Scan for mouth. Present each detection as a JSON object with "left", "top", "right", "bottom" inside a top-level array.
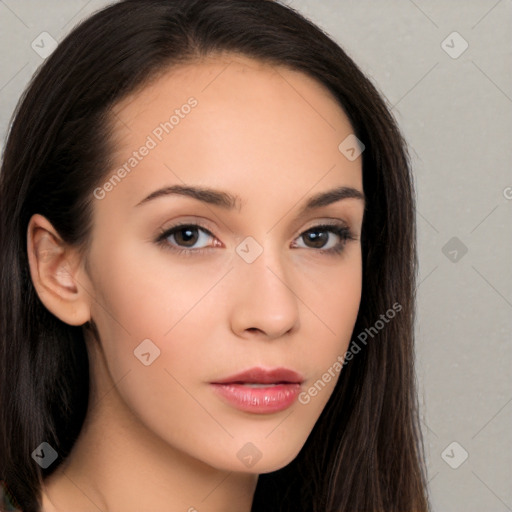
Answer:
[
  {"left": 210, "top": 367, "right": 304, "bottom": 414},
  {"left": 211, "top": 367, "right": 304, "bottom": 385}
]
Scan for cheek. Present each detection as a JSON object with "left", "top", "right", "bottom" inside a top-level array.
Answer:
[
  {"left": 84, "top": 237, "right": 240, "bottom": 440},
  {"left": 297, "top": 248, "right": 362, "bottom": 342},
  {"left": 295, "top": 250, "right": 362, "bottom": 392},
  {"left": 88, "top": 236, "right": 226, "bottom": 347},
  {"left": 84, "top": 247, "right": 228, "bottom": 458}
]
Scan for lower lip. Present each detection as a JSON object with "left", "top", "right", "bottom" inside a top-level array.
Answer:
[{"left": 210, "top": 383, "right": 301, "bottom": 413}]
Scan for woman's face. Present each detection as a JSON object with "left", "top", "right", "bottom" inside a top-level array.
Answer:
[{"left": 82, "top": 54, "right": 364, "bottom": 473}]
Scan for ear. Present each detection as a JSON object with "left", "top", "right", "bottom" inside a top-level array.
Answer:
[{"left": 26, "top": 214, "right": 91, "bottom": 326}]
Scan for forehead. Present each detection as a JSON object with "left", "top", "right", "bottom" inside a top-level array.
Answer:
[
  {"left": 102, "top": 53, "right": 362, "bottom": 210},
  {"left": 112, "top": 53, "right": 347, "bottom": 124}
]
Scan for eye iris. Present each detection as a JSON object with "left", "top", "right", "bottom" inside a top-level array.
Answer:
[
  {"left": 305, "top": 229, "right": 328, "bottom": 248},
  {"left": 174, "top": 227, "right": 199, "bottom": 247}
]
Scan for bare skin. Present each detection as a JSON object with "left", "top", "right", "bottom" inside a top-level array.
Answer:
[{"left": 28, "top": 53, "right": 364, "bottom": 512}]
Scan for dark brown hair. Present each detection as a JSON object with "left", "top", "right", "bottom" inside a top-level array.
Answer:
[{"left": 0, "top": 1, "right": 429, "bottom": 510}]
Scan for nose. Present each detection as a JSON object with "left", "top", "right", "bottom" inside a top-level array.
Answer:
[{"left": 229, "top": 243, "right": 300, "bottom": 340}]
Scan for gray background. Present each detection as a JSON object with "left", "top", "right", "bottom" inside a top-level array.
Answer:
[{"left": 0, "top": 1, "right": 510, "bottom": 510}]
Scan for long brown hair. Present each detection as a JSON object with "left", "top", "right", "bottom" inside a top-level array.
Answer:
[{"left": 0, "top": 1, "right": 429, "bottom": 510}]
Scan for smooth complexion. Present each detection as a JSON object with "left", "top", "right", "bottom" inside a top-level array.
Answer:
[{"left": 27, "top": 54, "right": 365, "bottom": 512}]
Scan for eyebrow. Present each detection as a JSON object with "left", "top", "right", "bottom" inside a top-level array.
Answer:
[{"left": 134, "top": 184, "right": 365, "bottom": 214}]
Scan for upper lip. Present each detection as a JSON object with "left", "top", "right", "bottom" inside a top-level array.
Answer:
[{"left": 211, "top": 367, "right": 304, "bottom": 385}]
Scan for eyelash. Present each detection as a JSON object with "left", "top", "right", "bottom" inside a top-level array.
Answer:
[{"left": 155, "top": 221, "right": 356, "bottom": 257}]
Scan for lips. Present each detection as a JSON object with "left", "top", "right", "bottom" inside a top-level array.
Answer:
[
  {"left": 210, "top": 367, "right": 304, "bottom": 414},
  {"left": 211, "top": 367, "right": 304, "bottom": 385}
]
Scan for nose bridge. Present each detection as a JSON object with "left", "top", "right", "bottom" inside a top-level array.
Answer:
[{"left": 230, "top": 234, "right": 300, "bottom": 338}]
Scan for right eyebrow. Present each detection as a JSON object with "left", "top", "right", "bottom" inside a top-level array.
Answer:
[{"left": 134, "top": 184, "right": 240, "bottom": 209}]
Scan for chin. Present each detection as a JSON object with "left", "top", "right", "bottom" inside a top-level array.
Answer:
[{"left": 214, "top": 438, "right": 305, "bottom": 475}]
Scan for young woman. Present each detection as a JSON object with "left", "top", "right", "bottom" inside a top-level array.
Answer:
[{"left": 0, "top": 1, "right": 430, "bottom": 511}]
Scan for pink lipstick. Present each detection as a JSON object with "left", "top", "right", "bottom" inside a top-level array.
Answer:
[{"left": 210, "top": 367, "right": 303, "bottom": 414}]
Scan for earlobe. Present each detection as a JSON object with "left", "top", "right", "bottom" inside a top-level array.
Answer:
[{"left": 26, "top": 213, "right": 91, "bottom": 326}]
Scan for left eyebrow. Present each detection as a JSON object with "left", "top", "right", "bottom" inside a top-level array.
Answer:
[
  {"left": 134, "top": 184, "right": 365, "bottom": 212},
  {"left": 299, "top": 185, "right": 365, "bottom": 214}
]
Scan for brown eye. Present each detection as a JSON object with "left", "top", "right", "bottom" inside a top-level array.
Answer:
[
  {"left": 172, "top": 226, "right": 200, "bottom": 247},
  {"left": 302, "top": 228, "right": 330, "bottom": 249},
  {"left": 156, "top": 223, "right": 215, "bottom": 253},
  {"left": 294, "top": 224, "right": 354, "bottom": 255}
]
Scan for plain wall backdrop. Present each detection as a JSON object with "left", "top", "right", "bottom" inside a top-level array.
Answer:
[{"left": 0, "top": 1, "right": 510, "bottom": 511}]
